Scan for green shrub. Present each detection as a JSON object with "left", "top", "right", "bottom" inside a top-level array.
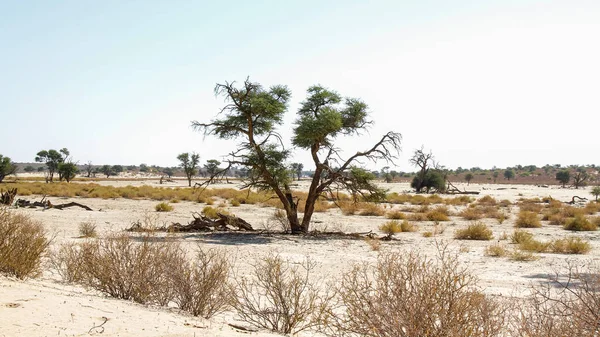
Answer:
[{"left": 0, "top": 208, "right": 50, "bottom": 279}]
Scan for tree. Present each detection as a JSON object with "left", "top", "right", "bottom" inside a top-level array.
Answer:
[
  {"left": 591, "top": 186, "right": 600, "bottom": 202},
  {"left": 35, "top": 148, "right": 69, "bottom": 182},
  {"left": 100, "top": 165, "right": 113, "bottom": 178},
  {"left": 290, "top": 163, "right": 304, "bottom": 181},
  {"left": 24, "top": 165, "right": 35, "bottom": 173},
  {"left": 177, "top": 152, "right": 200, "bottom": 187},
  {"left": 504, "top": 169, "right": 515, "bottom": 180},
  {"left": 139, "top": 163, "right": 149, "bottom": 172},
  {"left": 192, "top": 79, "right": 401, "bottom": 233},
  {"left": 555, "top": 170, "right": 570, "bottom": 188},
  {"left": 492, "top": 171, "right": 499, "bottom": 183},
  {"left": 162, "top": 167, "right": 175, "bottom": 178},
  {"left": 112, "top": 165, "right": 123, "bottom": 176},
  {"left": 464, "top": 173, "right": 474, "bottom": 185},
  {"left": 0, "top": 155, "right": 17, "bottom": 183},
  {"left": 411, "top": 170, "right": 446, "bottom": 193},
  {"left": 572, "top": 168, "right": 589, "bottom": 189},
  {"left": 57, "top": 162, "right": 78, "bottom": 182},
  {"left": 84, "top": 161, "right": 94, "bottom": 178},
  {"left": 204, "top": 159, "right": 221, "bottom": 177},
  {"left": 409, "top": 147, "right": 440, "bottom": 193}
]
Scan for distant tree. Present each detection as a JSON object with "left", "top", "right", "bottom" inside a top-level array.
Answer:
[
  {"left": 37, "top": 166, "right": 45, "bottom": 172},
  {"left": 555, "top": 170, "right": 570, "bottom": 188},
  {"left": 290, "top": 163, "right": 304, "bottom": 181},
  {"left": 572, "top": 168, "right": 589, "bottom": 189},
  {"left": 591, "top": 186, "right": 600, "bottom": 202},
  {"left": 192, "top": 79, "right": 401, "bottom": 233},
  {"left": 492, "top": 171, "right": 499, "bottom": 183},
  {"left": 178, "top": 152, "right": 200, "bottom": 187},
  {"left": 100, "top": 165, "right": 113, "bottom": 178},
  {"left": 23, "top": 165, "right": 35, "bottom": 173},
  {"left": 58, "top": 162, "right": 78, "bottom": 182},
  {"left": 162, "top": 167, "right": 175, "bottom": 178},
  {"left": 411, "top": 170, "right": 446, "bottom": 193},
  {"left": 410, "top": 147, "right": 436, "bottom": 193},
  {"left": 84, "top": 161, "right": 94, "bottom": 178},
  {"left": 35, "top": 148, "right": 69, "bottom": 182},
  {"left": 464, "top": 173, "right": 474, "bottom": 185},
  {"left": 204, "top": 159, "right": 221, "bottom": 178},
  {"left": 0, "top": 155, "right": 17, "bottom": 183},
  {"left": 504, "top": 169, "right": 515, "bottom": 180},
  {"left": 525, "top": 165, "right": 537, "bottom": 173},
  {"left": 139, "top": 163, "right": 149, "bottom": 172},
  {"left": 126, "top": 165, "right": 137, "bottom": 171},
  {"left": 112, "top": 165, "right": 123, "bottom": 176}
]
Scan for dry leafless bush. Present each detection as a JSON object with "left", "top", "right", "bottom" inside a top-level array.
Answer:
[
  {"left": 0, "top": 208, "right": 50, "bottom": 279},
  {"left": 324, "top": 244, "right": 510, "bottom": 337},
  {"left": 78, "top": 220, "right": 97, "bottom": 238},
  {"left": 514, "top": 262, "right": 600, "bottom": 337},
  {"left": 170, "top": 247, "right": 232, "bottom": 318},
  {"left": 231, "top": 253, "right": 333, "bottom": 334}
]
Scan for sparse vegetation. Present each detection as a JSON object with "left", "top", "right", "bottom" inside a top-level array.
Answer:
[
  {"left": 515, "top": 211, "right": 542, "bottom": 228},
  {"left": 454, "top": 222, "right": 493, "bottom": 240},
  {"left": 0, "top": 208, "right": 50, "bottom": 279},
  {"left": 155, "top": 202, "right": 173, "bottom": 212},
  {"left": 78, "top": 221, "right": 97, "bottom": 238},
  {"left": 564, "top": 214, "right": 597, "bottom": 231},
  {"left": 485, "top": 243, "right": 510, "bottom": 257}
]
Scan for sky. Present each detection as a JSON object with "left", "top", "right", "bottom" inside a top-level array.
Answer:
[{"left": 1, "top": 0, "right": 599, "bottom": 172}]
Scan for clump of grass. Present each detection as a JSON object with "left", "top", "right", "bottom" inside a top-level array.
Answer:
[
  {"left": 380, "top": 220, "right": 402, "bottom": 238},
  {"left": 386, "top": 210, "right": 406, "bottom": 220},
  {"left": 519, "top": 203, "right": 544, "bottom": 213},
  {"left": 422, "top": 231, "right": 433, "bottom": 238},
  {"left": 458, "top": 207, "right": 484, "bottom": 220},
  {"left": 0, "top": 208, "right": 50, "bottom": 279},
  {"left": 230, "top": 199, "right": 241, "bottom": 207},
  {"left": 510, "top": 250, "right": 539, "bottom": 261},
  {"left": 358, "top": 203, "right": 385, "bottom": 216},
  {"left": 549, "top": 237, "right": 591, "bottom": 254},
  {"left": 407, "top": 213, "right": 428, "bottom": 221},
  {"left": 485, "top": 243, "right": 510, "bottom": 257},
  {"left": 510, "top": 230, "right": 534, "bottom": 244},
  {"left": 155, "top": 202, "right": 173, "bottom": 212},
  {"left": 518, "top": 238, "right": 550, "bottom": 253},
  {"left": 400, "top": 220, "right": 418, "bottom": 232},
  {"left": 78, "top": 221, "right": 97, "bottom": 238},
  {"left": 170, "top": 198, "right": 180, "bottom": 203},
  {"left": 515, "top": 211, "right": 541, "bottom": 228},
  {"left": 339, "top": 201, "right": 360, "bottom": 215},
  {"left": 426, "top": 206, "right": 450, "bottom": 221},
  {"left": 454, "top": 222, "right": 493, "bottom": 240},
  {"left": 444, "top": 195, "right": 473, "bottom": 206},
  {"left": 564, "top": 214, "right": 597, "bottom": 231},
  {"left": 477, "top": 195, "right": 497, "bottom": 206}
]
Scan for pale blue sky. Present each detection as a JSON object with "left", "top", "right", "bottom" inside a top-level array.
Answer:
[{"left": 1, "top": 1, "right": 598, "bottom": 171}]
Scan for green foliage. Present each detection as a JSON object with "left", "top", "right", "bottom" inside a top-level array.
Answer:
[
  {"left": 35, "top": 148, "right": 69, "bottom": 182},
  {"left": 411, "top": 170, "right": 446, "bottom": 193},
  {"left": 0, "top": 154, "right": 17, "bottom": 183},
  {"left": 177, "top": 152, "right": 200, "bottom": 187},
  {"left": 23, "top": 165, "right": 35, "bottom": 173},
  {"left": 58, "top": 162, "right": 78, "bottom": 182},
  {"left": 592, "top": 186, "right": 600, "bottom": 201},
  {"left": 100, "top": 165, "right": 114, "bottom": 178},
  {"left": 155, "top": 202, "right": 173, "bottom": 212},
  {"left": 503, "top": 169, "right": 515, "bottom": 180},
  {"left": 555, "top": 170, "right": 570, "bottom": 187},
  {"left": 464, "top": 173, "right": 474, "bottom": 185},
  {"left": 204, "top": 159, "right": 221, "bottom": 176}
]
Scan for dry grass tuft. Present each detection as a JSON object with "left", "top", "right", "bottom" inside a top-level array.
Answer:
[
  {"left": 385, "top": 210, "right": 406, "bottom": 219},
  {"left": 454, "top": 222, "right": 493, "bottom": 240},
  {"left": 155, "top": 202, "right": 173, "bottom": 212},
  {"left": 564, "top": 214, "right": 597, "bottom": 231},
  {"left": 515, "top": 211, "right": 542, "bottom": 228},
  {"left": 358, "top": 203, "right": 385, "bottom": 216},
  {"left": 510, "top": 250, "right": 539, "bottom": 262},
  {"left": 0, "top": 208, "right": 50, "bottom": 279},
  {"left": 485, "top": 243, "right": 510, "bottom": 257},
  {"left": 78, "top": 221, "right": 97, "bottom": 238},
  {"left": 549, "top": 237, "right": 591, "bottom": 254}
]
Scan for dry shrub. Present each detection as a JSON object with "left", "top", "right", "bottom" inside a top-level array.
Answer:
[
  {"left": 230, "top": 198, "right": 241, "bottom": 207},
  {"left": 426, "top": 206, "right": 450, "bottom": 221},
  {"left": 400, "top": 220, "right": 417, "bottom": 232},
  {"left": 518, "top": 238, "right": 550, "bottom": 253},
  {"left": 422, "top": 231, "right": 433, "bottom": 238},
  {"left": 547, "top": 213, "right": 567, "bottom": 226},
  {"left": 339, "top": 201, "right": 359, "bottom": 215},
  {"left": 231, "top": 253, "right": 333, "bottom": 334},
  {"left": 519, "top": 203, "right": 544, "bottom": 213},
  {"left": 407, "top": 212, "right": 428, "bottom": 221},
  {"left": 155, "top": 202, "right": 173, "bottom": 212},
  {"left": 499, "top": 199, "right": 512, "bottom": 208},
  {"left": 170, "top": 248, "right": 232, "bottom": 318},
  {"left": 516, "top": 262, "right": 600, "bottom": 336},
  {"left": 510, "top": 230, "right": 534, "bottom": 244},
  {"left": 358, "top": 203, "right": 385, "bottom": 216},
  {"left": 459, "top": 207, "right": 485, "bottom": 220},
  {"left": 202, "top": 206, "right": 230, "bottom": 219},
  {"left": 385, "top": 210, "right": 406, "bottom": 219},
  {"left": 515, "top": 211, "right": 541, "bottom": 228},
  {"left": 78, "top": 221, "right": 97, "bottom": 238},
  {"left": 0, "top": 208, "right": 50, "bottom": 279},
  {"left": 365, "top": 237, "right": 381, "bottom": 251},
  {"left": 485, "top": 243, "right": 509, "bottom": 257},
  {"left": 325, "top": 247, "right": 509, "bottom": 337},
  {"left": 53, "top": 233, "right": 182, "bottom": 304},
  {"left": 549, "top": 237, "right": 591, "bottom": 254},
  {"left": 444, "top": 195, "right": 473, "bottom": 206},
  {"left": 266, "top": 209, "right": 290, "bottom": 232},
  {"left": 379, "top": 220, "right": 402, "bottom": 238},
  {"left": 510, "top": 250, "right": 539, "bottom": 262},
  {"left": 170, "top": 198, "right": 180, "bottom": 203},
  {"left": 584, "top": 201, "right": 600, "bottom": 214},
  {"left": 454, "top": 222, "right": 493, "bottom": 240},
  {"left": 564, "top": 214, "right": 597, "bottom": 231},
  {"left": 477, "top": 195, "right": 497, "bottom": 206}
]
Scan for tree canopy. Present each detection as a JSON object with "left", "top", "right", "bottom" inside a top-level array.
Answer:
[
  {"left": 35, "top": 148, "right": 69, "bottom": 182},
  {"left": 177, "top": 152, "right": 200, "bottom": 187},
  {"left": 0, "top": 155, "right": 17, "bottom": 183},
  {"left": 192, "top": 79, "right": 401, "bottom": 233}
]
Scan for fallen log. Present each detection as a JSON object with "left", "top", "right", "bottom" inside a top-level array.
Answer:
[
  {"left": 445, "top": 181, "right": 480, "bottom": 195},
  {"left": 15, "top": 198, "right": 93, "bottom": 211},
  {"left": 568, "top": 196, "right": 588, "bottom": 204},
  {"left": 53, "top": 202, "right": 93, "bottom": 211},
  {"left": 166, "top": 212, "right": 254, "bottom": 232}
]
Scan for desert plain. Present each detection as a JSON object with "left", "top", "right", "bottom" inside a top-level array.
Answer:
[{"left": 1, "top": 177, "right": 600, "bottom": 337}]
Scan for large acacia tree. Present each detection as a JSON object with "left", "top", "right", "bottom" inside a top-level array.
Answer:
[{"left": 193, "top": 79, "right": 401, "bottom": 233}]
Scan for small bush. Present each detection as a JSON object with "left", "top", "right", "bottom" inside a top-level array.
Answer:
[
  {"left": 407, "top": 212, "right": 428, "bottom": 221},
  {"left": 325, "top": 248, "right": 508, "bottom": 337},
  {"left": 459, "top": 207, "right": 484, "bottom": 220},
  {"left": 519, "top": 238, "right": 550, "bottom": 253},
  {"left": 379, "top": 220, "right": 402, "bottom": 238},
  {"left": 549, "top": 237, "right": 591, "bottom": 254},
  {"left": 426, "top": 209, "right": 450, "bottom": 221},
  {"left": 422, "top": 231, "right": 433, "bottom": 238},
  {"left": 519, "top": 203, "right": 544, "bottom": 213},
  {"left": 202, "top": 206, "right": 219, "bottom": 219},
  {"left": 485, "top": 243, "right": 510, "bottom": 257},
  {"left": 155, "top": 202, "right": 173, "bottom": 212},
  {"left": 339, "top": 201, "right": 359, "bottom": 215},
  {"left": 564, "top": 214, "right": 597, "bottom": 231},
  {"left": 230, "top": 199, "right": 241, "bottom": 207},
  {"left": 232, "top": 253, "right": 332, "bottom": 334},
  {"left": 0, "top": 208, "right": 50, "bottom": 279},
  {"left": 358, "top": 203, "right": 385, "bottom": 216},
  {"left": 477, "top": 195, "right": 497, "bottom": 206},
  {"left": 454, "top": 222, "right": 493, "bottom": 240},
  {"left": 400, "top": 220, "right": 418, "bottom": 232},
  {"left": 385, "top": 210, "right": 406, "bottom": 219},
  {"left": 78, "top": 221, "right": 97, "bottom": 238},
  {"left": 510, "top": 250, "right": 539, "bottom": 261},
  {"left": 515, "top": 211, "right": 541, "bottom": 228},
  {"left": 510, "top": 230, "right": 534, "bottom": 244}
]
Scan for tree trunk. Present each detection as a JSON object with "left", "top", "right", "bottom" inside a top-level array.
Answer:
[
  {"left": 301, "top": 192, "right": 319, "bottom": 232},
  {"left": 284, "top": 191, "right": 302, "bottom": 233}
]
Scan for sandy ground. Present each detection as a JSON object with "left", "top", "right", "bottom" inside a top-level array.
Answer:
[{"left": 1, "top": 181, "right": 599, "bottom": 336}]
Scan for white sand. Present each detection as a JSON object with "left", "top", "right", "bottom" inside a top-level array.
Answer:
[{"left": 1, "top": 181, "right": 599, "bottom": 336}]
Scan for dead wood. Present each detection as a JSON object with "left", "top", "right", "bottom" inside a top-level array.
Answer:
[
  {"left": 568, "top": 196, "right": 588, "bottom": 204},
  {"left": 15, "top": 198, "right": 93, "bottom": 211},
  {"left": 445, "top": 181, "right": 480, "bottom": 195},
  {"left": 166, "top": 212, "right": 254, "bottom": 232},
  {"left": 53, "top": 202, "right": 93, "bottom": 211},
  {"left": 0, "top": 188, "right": 17, "bottom": 205}
]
